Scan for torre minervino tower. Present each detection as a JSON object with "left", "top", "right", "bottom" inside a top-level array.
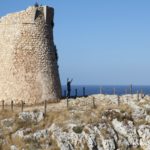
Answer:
[{"left": 0, "top": 6, "right": 62, "bottom": 104}]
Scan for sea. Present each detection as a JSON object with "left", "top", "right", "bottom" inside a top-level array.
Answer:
[{"left": 62, "top": 85, "right": 150, "bottom": 97}]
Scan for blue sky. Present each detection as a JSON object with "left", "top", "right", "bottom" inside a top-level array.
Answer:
[{"left": 1, "top": 0, "right": 150, "bottom": 85}]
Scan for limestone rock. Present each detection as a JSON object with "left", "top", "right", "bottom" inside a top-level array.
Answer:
[
  {"left": 1, "top": 94, "right": 150, "bottom": 149},
  {"left": 112, "top": 118, "right": 139, "bottom": 147},
  {"left": 12, "top": 128, "right": 32, "bottom": 139},
  {"left": 138, "top": 125, "right": 150, "bottom": 150},
  {"left": 132, "top": 107, "right": 146, "bottom": 119},
  {"left": 33, "top": 129, "right": 50, "bottom": 141},
  {"left": 10, "top": 145, "right": 19, "bottom": 150},
  {"left": 145, "top": 115, "right": 150, "bottom": 123},
  {"left": 49, "top": 124, "right": 75, "bottom": 150},
  {"left": 1, "top": 118, "right": 14, "bottom": 128},
  {"left": 102, "top": 139, "right": 116, "bottom": 150},
  {"left": 18, "top": 111, "right": 44, "bottom": 123},
  {"left": 117, "top": 135, "right": 130, "bottom": 149}
]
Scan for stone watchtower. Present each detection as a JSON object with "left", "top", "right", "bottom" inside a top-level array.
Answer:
[{"left": 0, "top": 6, "right": 62, "bottom": 104}]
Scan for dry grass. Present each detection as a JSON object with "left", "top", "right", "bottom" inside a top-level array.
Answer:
[
  {"left": 44, "top": 109, "right": 70, "bottom": 126},
  {"left": 0, "top": 100, "right": 133, "bottom": 130},
  {"left": 0, "top": 135, "right": 25, "bottom": 150},
  {"left": 139, "top": 99, "right": 150, "bottom": 106},
  {"left": 11, "top": 136, "right": 26, "bottom": 149},
  {"left": 0, "top": 97, "right": 145, "bottom": 150},
  {"left": 83, "top": 142, "right": 89, "bottom": 150},
  {"left": 0, "top": 102, "right": 87, "bottom": 150},
  {"left": 70, "top": 102, "right": 133, "bottom": 124},
  {"left": 49, "top": 137, "right": 60, "bottom": 150},
  {"left": 134, "top": 119, "right": 149, "bottom": 127},
  {"left": 131, "top": 147, "right": 144, "bottom": 150},
  {"left": 0, "top": 109, "right": 17, "bottom": 120},
  {"left": 0, "top": 99, "right": 132, "bottom": 124}
]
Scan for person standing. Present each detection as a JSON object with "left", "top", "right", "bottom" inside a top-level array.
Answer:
[{"left": 67, "top": 78, "right": 73, "bottom": 98}]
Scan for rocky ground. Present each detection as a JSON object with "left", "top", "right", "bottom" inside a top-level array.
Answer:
[{"left": 0, "top": 94, "right": 150, "bottom": 150}]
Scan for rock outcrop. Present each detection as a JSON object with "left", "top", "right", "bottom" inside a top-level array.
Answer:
[{"left": 0, "top": 94, "right": 150, "bottom": 149}]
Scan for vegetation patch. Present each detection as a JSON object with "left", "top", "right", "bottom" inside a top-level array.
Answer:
[{"left": 72, "top": 126, "right": 83, "bottom": 134}]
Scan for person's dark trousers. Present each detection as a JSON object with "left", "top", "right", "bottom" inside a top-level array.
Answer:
[{"left": 67, "top": 90, "right": 71, "bottom": 98}]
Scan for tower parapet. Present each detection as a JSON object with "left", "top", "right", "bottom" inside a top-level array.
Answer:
[{"left": 0, "top": 6, "right": 62, "bottom": 104}]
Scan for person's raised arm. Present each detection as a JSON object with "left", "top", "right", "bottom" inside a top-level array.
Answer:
[{"left": 71, "top": 79, "right": 73, "bottom": 83}]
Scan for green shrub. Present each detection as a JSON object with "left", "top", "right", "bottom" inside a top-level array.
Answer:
[{"left": 72, "top": 126, "right": 83, "bottom": 134}]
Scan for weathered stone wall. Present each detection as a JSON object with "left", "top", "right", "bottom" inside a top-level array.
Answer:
[{"left": 0, "top": 6, "right": 62, "bottom": 104}]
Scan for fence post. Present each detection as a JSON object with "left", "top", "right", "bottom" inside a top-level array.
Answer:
[
  {"left": 75, "top": 89, "right": 78, "bottom": 98},
  {"left": 83, "top": 87, "right": 85, "bottom": 97},
  {"left": 2, "top": 100, "right": 4, "bottom": 110},
  {"left": 11, "top": 100, "right": 13, "bottom": 112},
  {"left": 92, "top": 97, "right": 96, "bottom": 109},
  {"left": 117, "top": 95, "right": 120, "bottom": 106},
  {"left": 67, "top": 97, "right": 69, "bottom": 109},
  {"left": 130, "top": 84, "right": 133, "bottom": 94},
  {"left": 137, "top": 91, "right": 139, "bottom": 101},
  {"left": 44, "top": 100, "right": 47, "bottom": 116},
  {"left": 140, "top": 89, "right": 143, "bottom": 98},
  {"left": 21, "top": 101, "right": 24, "bottom": 112}
]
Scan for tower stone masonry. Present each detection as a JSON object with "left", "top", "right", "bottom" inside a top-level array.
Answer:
[{"left": 0, "top": 6, "right": 62, "bottom": 104}]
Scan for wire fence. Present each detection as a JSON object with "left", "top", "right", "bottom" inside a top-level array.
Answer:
[
  {"left": 62, "top": 85, "right": 145, "bottom": 98},
  {"left": 0, "top": 85, "right": 146, "bottom": 115}
]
